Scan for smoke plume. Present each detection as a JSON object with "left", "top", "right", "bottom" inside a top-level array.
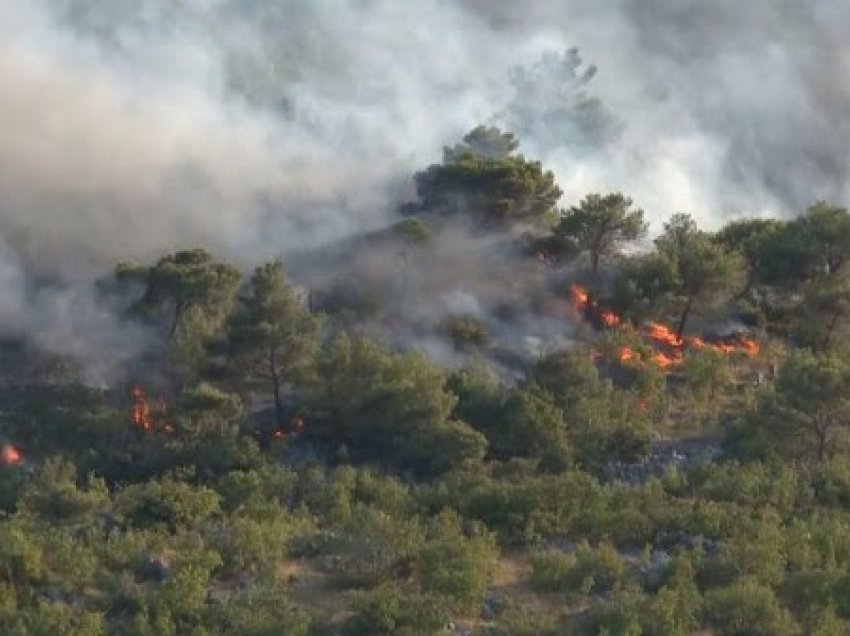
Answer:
[{"left": 0, "top": 0, "right": 847, "bottom": 377}]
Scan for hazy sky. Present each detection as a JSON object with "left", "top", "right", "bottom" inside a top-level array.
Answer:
[
  {"left": 0, "top": 0, "right": 847, "bottom": 271},
  {"left": 0, "top": 0, "right": 846, "bottom": 380}
]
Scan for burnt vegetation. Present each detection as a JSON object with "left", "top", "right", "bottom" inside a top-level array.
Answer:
[{"left": 4, "top": 127, "right": 850, "bottom": 635}]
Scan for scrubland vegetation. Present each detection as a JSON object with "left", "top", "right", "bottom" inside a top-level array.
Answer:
[{"left": 4, "top": 126, "right": 850, "bottom": 634}]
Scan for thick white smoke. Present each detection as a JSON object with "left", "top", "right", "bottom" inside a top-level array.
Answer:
[
  {"left": 463, "top": 0, "right": 850, "bottom": 231},
  {"left": 3, "top": 0, "right": 848, "bottom": 267},
  {"left": 0, "top": 0, "right": 847, "bottom": 377}
]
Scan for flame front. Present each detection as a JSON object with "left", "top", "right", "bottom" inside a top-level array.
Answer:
[
  {"left": 569, "top": 283, "right": 759, "bottom": 371},
  {"left": 599, "top": 310, "right": 620, "bottom": 327},
  {"left": 651, "top": 350, "right": 680, "bottom": 369},
  {"left": 131, "top": 387, "right": 154, "bottom": 431},
  {"left": 131, "top": 387, "right": 174, "bottom": 434},
  {"left": 739, "top": 338, "right": 760, "bottom": 356},
  {"left": 689, "top": 337, "right": 707, "bottom": 350},
  {"left": 647, "top": 322, "right": 683, "bottom": 348},
  {"left": 570, "top": 284, "right": 589, "bottom": 312}
]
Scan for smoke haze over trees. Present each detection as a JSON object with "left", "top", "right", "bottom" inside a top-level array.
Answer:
[
  {"left": 4, "top": 3, "right": 850, "bottom": 633},
  {"left": 1, "top": 0, "right": 848, "bottom": 378},
  {"left": 1, "top": 0, "right": 849, "bottom": 268}
]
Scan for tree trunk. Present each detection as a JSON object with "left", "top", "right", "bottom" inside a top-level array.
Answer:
[
  {"left": 270, "top": 346, "right": 283, "bottom": 427},
  {"left": 590, "top": 251, "right": 600, "bottom": 277},
  {"left": 816, "top": 416, "right": 829, "bottom": 463},
  {"left": 169, "top": 302, "right": 185, "bottom": 340},
  {"left": 675, "top": 297, "right": 693, "bottom": 340}
]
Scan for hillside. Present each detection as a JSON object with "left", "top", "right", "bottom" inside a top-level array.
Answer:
[{"left": 3, "top": 3, "right": 850, "bottom": 634}]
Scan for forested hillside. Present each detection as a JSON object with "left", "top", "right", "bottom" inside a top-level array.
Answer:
[
  {"left": 5, "top": 1, "right": 850, "bottom": 633},
  {"left": 3, "top": 123, "right": 850, "bottom": 635}
]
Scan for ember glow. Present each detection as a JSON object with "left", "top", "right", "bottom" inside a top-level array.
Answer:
[
  {"left": 647, "top": 322, "right": 683, "bottom": 348},
  {"left": 1, "top": 444, "right": 23, "bottom": 466},
  {"left": 651, "top": 351, "right": 679, "bottom": 370},
  {"left": 599, "top": 310, "right": 620, "bottom": 327},
  {"left": 271, "top": 416, "right": 306, "bottom": 440},
  {"left": 570, "top": 284, "right": 589, "bottom": 312},
  {"left": 131, "top": 387, "right": 154, "bottom": 431},
  {"left": 131, "top": 387, "right": 174, "bottom": 434},
  {"left": 569, "top": 283, "right": 760, "bottom": 370}
]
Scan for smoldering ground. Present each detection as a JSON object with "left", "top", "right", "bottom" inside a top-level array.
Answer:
[
  {"left": 0, "top": 0, "right": 847, "bottom": 379},
  {"left": 288, "top": 219, "right": 578, "bottom": 376}
]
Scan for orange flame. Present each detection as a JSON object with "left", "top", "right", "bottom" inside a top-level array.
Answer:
[
  {"left": 570, "top": 284, "right": 589, "bottom": 312},
  {"left": 646, "top": 322, "right": 683, "bottom": 348},
  {"left": 601, "top": 332, "right": 759, "bottom": 372},
  {"left": 740, "top": 338, "right": 760, "bottom": 356},
  {"left": 131, "top": 387, "right": 174, "bottom": 434},
  {"left": 688, "top": 337, "right": 707, "bottom": 350},
  {"left": 131, "top": 387, "right": 154, "bottom": 431},
  {"left": 1, "top": 444, "right": 22, "bottom": 466},
  {"left": 651, "top": 350, "right": 680, "bottom": 369},
  {"left": 599, "top": 311, "right": 620, "bottom": 327},
  {"left": 570, "top": 284, "right": 759, "bottom": 374},
  {"left": 717, "top": 336, "right": 759, "bottom": 356},
  {"left": 712, "top": 342, "right": 737, "bottom": 355}
]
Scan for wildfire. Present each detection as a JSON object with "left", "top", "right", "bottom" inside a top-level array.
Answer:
[
  {"left": 131, "top": 387, "right": 174, "bottom": 434},
  {"left": 689, "top": 337, "right": 707, "bottom": 350},
  {"left": 1, "top": 444, "right": 22, "bottom": 466},
  {"left": 569, "top": 283, "right": 760, "bottom": 371},
  {"left": 651, "top": 350, "right": 680, "bottom": 370},
  {"left": 272, "top": 416, "right": 306, "bottom": 439},
  {"left": 131, "top": 387, "right": 154, "bottom": 431},
  {"left": 599, "top": 310, "right": 620, "bottom": 327},
  {"left": 570, "top": 284, "right": 589, "bottom": 312},
  {"left": 739, "top": 338, "right": 760, "bottom": 356},
  {"left": 647, "top": 322, "right": 683, "bottom": 348}
]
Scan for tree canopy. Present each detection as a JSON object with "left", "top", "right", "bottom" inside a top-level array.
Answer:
[
  {"left": 613, "top": 213, "right": 746, "bottom": 338},
  {"left": 555, "top": 192, "right": 647, "bottom": 274},
  {"left": 405, "top": 126, "right": 562, "bottom": 228},
  {"left": 6, "top": 125, "right": 850, "bottom": 635},
  {"left": 223, "top": 260, "right": 320, "bottom": 427}
]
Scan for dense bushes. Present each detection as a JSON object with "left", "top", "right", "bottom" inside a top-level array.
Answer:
[{"left": 4, "top": 130, "right": 850, "bottom": 632}]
